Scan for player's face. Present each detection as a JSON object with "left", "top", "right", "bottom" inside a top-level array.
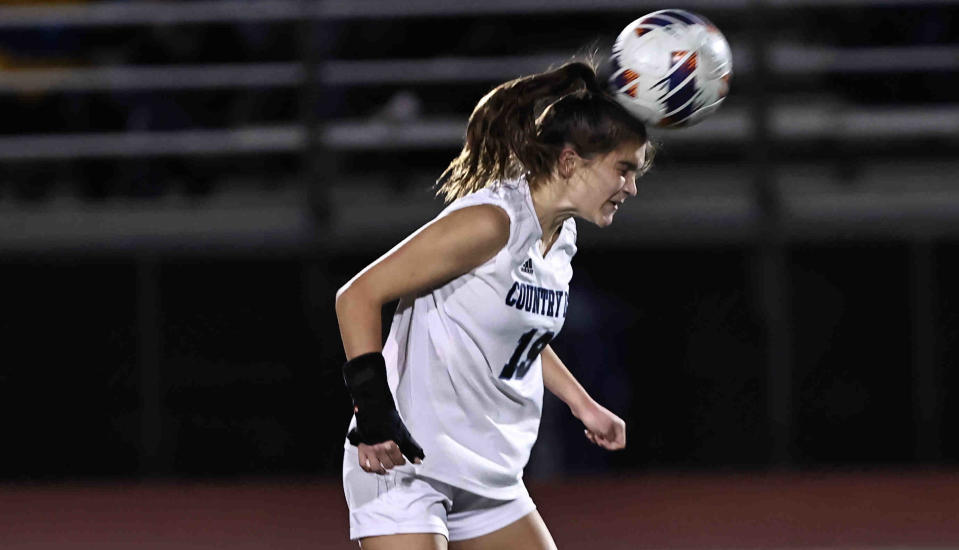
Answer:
[{"left": 576, "top": 141, "right": 646, "bottom": 227}]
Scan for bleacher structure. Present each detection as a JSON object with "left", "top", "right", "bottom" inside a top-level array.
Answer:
[{"left": 0, "top": 0, "right": 956, "bottom": 253}]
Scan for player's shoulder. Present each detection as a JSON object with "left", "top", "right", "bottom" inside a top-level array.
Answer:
[
  {"left": 445, "top": 178, "right": 522, "bottom": 210},
  {"left": 441, "top": 178, "right": 531, "bottom": 227},
  {"left": 487, "top": 176, "right": 531, "bottom": 209},
  {"left": 441, "top": 202, "right": 510, "bottom": 238}
]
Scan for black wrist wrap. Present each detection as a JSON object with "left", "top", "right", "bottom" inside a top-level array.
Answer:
[
  {"left": 342, "top": 352, "right": 425, "bottom": 461},
  {"left": 343, "top": 351, "right": 396, "bottom": 415}
]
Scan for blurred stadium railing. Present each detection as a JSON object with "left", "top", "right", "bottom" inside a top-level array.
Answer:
[{"left": 0, "top": 0, "right": 956, "bottom": 253}]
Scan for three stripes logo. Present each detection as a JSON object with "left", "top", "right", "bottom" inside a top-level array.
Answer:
[{"left": 520, "top": 258, "right": 534, "bottom": 275}]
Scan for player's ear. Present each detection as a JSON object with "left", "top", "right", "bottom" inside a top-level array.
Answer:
[{"left": 558, "top": 146, "right": 580, "bottom": 179}]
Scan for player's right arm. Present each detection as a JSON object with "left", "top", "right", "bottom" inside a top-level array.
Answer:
[
  {"left": 335, "top": 204, "right": 509, "bottom": 358},
  {"left": 335, "top": 204, "right": 510, "bottom": 473}
]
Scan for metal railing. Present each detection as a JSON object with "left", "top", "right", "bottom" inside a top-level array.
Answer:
[
  {"left": 0, "top": 104, "right": 955, "bottom": 160},
  {"left": 2, "top": 44, "right": 957, "bottom": 93},
  {"left": 1, "top": 0, "right": 956, "bottom": 27}
]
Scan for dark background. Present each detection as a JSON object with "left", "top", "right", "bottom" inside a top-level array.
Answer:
[{"left": 0, "top": 0, "right": 957, "bottom": 489}]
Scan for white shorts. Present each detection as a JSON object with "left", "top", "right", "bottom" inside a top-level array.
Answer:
[{"left": 342, "top": 446, "right": 536, "bottom": 542}]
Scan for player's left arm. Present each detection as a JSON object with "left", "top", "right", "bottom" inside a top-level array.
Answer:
[{"left": 542, "top": 344, "right": 626, "bottom": 450}]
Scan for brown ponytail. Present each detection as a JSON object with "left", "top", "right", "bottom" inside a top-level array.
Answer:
[{"left": 436, "top": 61, "right": 651, "bottom": 204}]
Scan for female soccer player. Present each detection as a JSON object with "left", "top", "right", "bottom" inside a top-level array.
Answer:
[{"left": 336, "top": 61, "right": 651, "bottom": 549}]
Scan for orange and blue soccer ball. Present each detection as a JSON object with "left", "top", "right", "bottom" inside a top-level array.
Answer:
[{"left": 607, "top": 9, "right": 733, "bottom": 128}]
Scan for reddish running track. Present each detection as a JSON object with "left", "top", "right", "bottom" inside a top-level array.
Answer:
[{"left": 1, "top": 469, "right": 958, "bottom": 549}]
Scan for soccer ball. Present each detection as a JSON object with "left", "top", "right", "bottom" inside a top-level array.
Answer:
[{"left": 606, "top": 9, "right": 733, "bottom": 128}]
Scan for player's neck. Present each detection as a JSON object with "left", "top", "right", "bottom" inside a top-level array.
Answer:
[{"left": 529, "top": 177, "right": 574, "bottom": 249}]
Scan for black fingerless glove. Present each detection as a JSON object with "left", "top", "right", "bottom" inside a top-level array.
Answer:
[{"left": 343, "top": 351, "right": 425, "bottom": 462}]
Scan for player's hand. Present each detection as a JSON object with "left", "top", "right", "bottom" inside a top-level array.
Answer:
[
  {"left": 574, "top": 399, "right": 626, "bottom": 450},
  {"left": 347, "top": 405, "right": 425, "bottom": 466},
  {"left": 349, "top": 406, "right": 425, "bottom": 475},
  {"left": 342, "top": 352, "right": 426, "bottom": 471},
  {"left": 357, "top": 440, "right": 423, "bottom": 475}
]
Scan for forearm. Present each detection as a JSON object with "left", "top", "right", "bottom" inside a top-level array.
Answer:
[
  {"left": 541, "top": 344, "right": 594, "bottom": 418},
  {"left": 335, "top": 285, "right": 384, "bottom": 360},
  {"left": 337, "top": 288, "right": 426, "bottom": 461}
]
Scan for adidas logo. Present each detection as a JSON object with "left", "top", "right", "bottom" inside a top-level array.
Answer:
[{"left": 520, "top": 258, "right": 534, "bottom": 275}]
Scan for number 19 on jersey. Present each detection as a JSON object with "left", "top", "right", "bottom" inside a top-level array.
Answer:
[{"left": 499, "top": 329, "right": 554, "bottom": 381}]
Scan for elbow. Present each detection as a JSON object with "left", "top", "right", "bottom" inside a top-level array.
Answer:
[
  {"left": 334, "top": 282, "right": 355, "bottom": 319},
  {"left": 335, "top": 280, "right": 377, "bottom": 319},
  {"left": 335, "top": 282, "right": 351, "bottom": 305}
]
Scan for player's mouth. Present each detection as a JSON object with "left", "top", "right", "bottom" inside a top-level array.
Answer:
[{"left": 608, "top": 200, "right": 624, "bottom": 210}]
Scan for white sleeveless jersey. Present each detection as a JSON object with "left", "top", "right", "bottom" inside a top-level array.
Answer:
[{"left": 345, "top": 177, "right": 576, "bottom": 500}]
